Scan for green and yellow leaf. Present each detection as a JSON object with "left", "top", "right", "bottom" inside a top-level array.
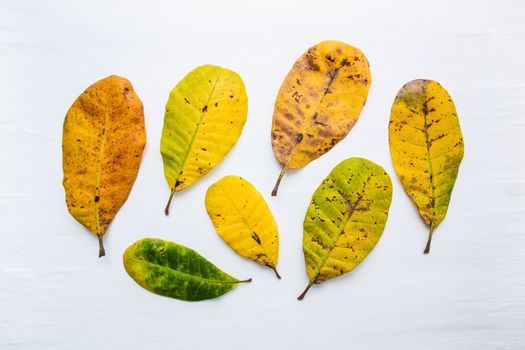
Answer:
[
  {"left": 205, "top": 176, "right": 280, "bottom": 278},
  {"left": 271, "top": 40, "right": 371, "bottom": 196},
  {"left": 389, "top": 79, "right": 464, "bottom": 254},
  {"left": 62, "top": 75, "right": 146, "bottom": 257},
  {"left": 161, "top": 65, "right": 248, "bottom": 215},
  {"left": 123, "top": 238, "right": 251, "bottom": 301},
  {"left": 299, "top": 158, "right": 392, "bottom": 300}
]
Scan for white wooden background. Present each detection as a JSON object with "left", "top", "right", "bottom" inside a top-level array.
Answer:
[{"left": 1, "top": 0, "right": 524, "bottom": 349}]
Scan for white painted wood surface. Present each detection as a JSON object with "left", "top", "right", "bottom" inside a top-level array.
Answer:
[{"left": 1, "top": 0, "right": 523, "bottom": 348}]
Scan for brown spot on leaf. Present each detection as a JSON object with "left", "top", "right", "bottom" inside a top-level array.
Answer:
[{"left": 251, "top": 232, "right": 262, "bottom": 245}]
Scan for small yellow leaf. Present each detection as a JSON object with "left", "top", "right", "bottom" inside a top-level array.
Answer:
[
  {"left": 299, "top": 158, "right": 392, "bottom": 300},
  {"left": 205, "top": 176, "right": 280, "bottom": 278},
  {"left": 62, "top": 75, "right": 146, "bottom": 257},
  {"left": 389, "top": 79, "right": 464, "bottom": 254},
  {"left": 271, "top": 40, "right": 372, "bottom": 195},
  {"left": 161, "top": 65, "right": 248, "bottom": 215}
]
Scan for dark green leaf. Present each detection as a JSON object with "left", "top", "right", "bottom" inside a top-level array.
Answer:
[{"left": 123, "top": 238, "right": 251, "bottom": 301}]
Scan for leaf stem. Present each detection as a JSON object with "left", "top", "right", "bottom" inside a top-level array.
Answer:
[
  {"left": 423, "top": 227, "right": 434, "bottom": 254},
  {"left": 297, "top": 280, "right": 314, "bottom": 300},
  {"left": 272, "top": 134, "right": 303, "bottom": 196},
  {"left": 98, "top": 235, "right": 105, "bottom": 258},
  {"left": 164, "top": 188, "right": 176, "bottom": 216},
  {"left": 271, "top": 163, "right": 288, "bottom": 196},
  {"left": 238, "top": 278, "right": 252, "bottom": 283},
  {"left": 270, "top": 266, "right": 282, "bottom": 279}
]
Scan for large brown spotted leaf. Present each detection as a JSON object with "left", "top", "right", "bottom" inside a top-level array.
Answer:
[
  {"left": 271, "top": 40, "right": 371, "bottom": 196},
  {"left": 62, "top": 75, "right": 146, "bottom": 257}
]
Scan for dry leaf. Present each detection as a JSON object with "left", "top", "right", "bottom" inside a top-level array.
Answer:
[
  {"left": 161, "top": 65, "right": 248, "bottom": 215},
  {"left": 62, "top": 75, "right": 146, "bottom": 257},
  {"left": 271, "top": 40, "right": 371, "bottom": 196},
  {"left": 205, "top": 176, "right": 280, "bottom": 278},
  {"left": 299, "top": 158, "right": 392, "bottom": 300},
  {"left": 389, "top": 79, "right": 464, "bottom": 253}
]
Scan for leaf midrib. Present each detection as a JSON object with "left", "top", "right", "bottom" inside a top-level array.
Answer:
[
  {"left": 310, "top": 171, "right": 369, "bottom": 283},
  {"left": 421, "top": 91, "right": 437, "bottom": 229},
  {"left": 172, "top": 70, "right": 222, "bottom": 191},
  {"left": 285, "top": 60, "right": 348, "bottom": 165},
  {"left": 93, "top": 89, "right": 111, "bottom": 235},
  {"left": 133, "top": 255, "right": 238, "bottom": 285},
  {"left": 216, "top": 185, "right": 274, "bottom": 262}
]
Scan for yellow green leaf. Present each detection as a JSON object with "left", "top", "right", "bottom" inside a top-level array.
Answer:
[
  {"left": 161, "top": 65, "right": 248, "bottom": 215},
  {"left": 271, "top": 40, "right": 372, "bottom": 196},
  {"left": 299, "top": 158, "right": 392, "bottom": 300},
  {"left": 389, "top": 79, "right": 464, "bottom": 254},
  {"left": 62, "top": 75, "right": 146, "bottom": 257},
  {"left": 205, "top": 176, "right": 280, "bottom": 278},
  {"left": 123, "top": 238, "right": 251, "bottom": 301}
]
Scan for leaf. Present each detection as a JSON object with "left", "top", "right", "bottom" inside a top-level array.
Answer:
[
  {"left": 62, "top": 75, "right": 146, "bottom": 257},
  {"left": 205, "top": 176, "right": 280, "bottom": 278},
  {"left": 161, "top": 65, "right": 248, "bottom": 215},
  {"left": 123, "top": 238, "right": 251, "bottom": 301},
  {"left": 299, "top": 158, "right": 392, "bottom": 300},
  {"left": 271, "top": 40, "right": 372, "bottom": 196},
  {"left": 389, "top": 79, "right": 464, "bottom": 254}
]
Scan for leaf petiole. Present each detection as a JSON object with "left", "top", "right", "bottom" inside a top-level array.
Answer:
[
  {"left": 98, "top": 235, "right": 105, "bottom": 258},
  {"left": 423, "top": 227, "right": 434, "bottom": 254},
  {"left": 272, "top": 163, "right": 289, "bottom": 196},
  {"left": 270, "top": 266, "right": 282, "bottom": 279},
  {"left": 297, "top": 280, "right": 314, "bottom": 300},
  {"left": 164, "top": 188, "right": 176, "bottom": 216}
]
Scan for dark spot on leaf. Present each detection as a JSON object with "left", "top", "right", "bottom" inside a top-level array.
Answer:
[
  {"left": 292, "top": 91, "right": 302, "bottom": 103},
  {"left": 251, "top": 232, "right": 262, "bottom": 245}
]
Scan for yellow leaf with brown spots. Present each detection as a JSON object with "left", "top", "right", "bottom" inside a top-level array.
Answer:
[
  {"left": 389, "top": 79, "right": 464, "bottom": 254},
  {"left": 62, "top": 75, "right": 146, "bottom": 257},
  {"left": 271, "top": 40, "right": 371, "bottom": 196},
  {"left": 205, "top": 176, "right": 280, "bottom": 278},
  {"left": 299, "top": 158, "right": 392, "bottom": 300},
  {"left": 161, "top": 65, "right": 248, "bottom": 215}
]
